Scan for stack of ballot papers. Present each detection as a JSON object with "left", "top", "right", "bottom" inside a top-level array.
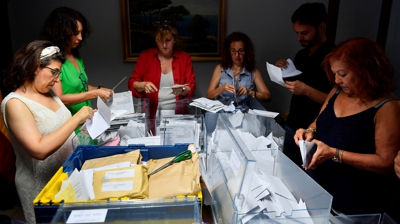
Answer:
[
  {"left": 157, "top": 115, "right": 201, "bottom": 147},
  {"left": 108, "top": 112, "right": 145, "bottom": 131},
  {"left": 208, "top": 148, "right": 310, "bottom": 224},
  {"left": 118, "top": 119, "right": 155, "bottom": 146},
  {"left": 189, "top": 97, "right": 226, "bottom": 113},
  {"left": 266, "top": 59, "right": 302, "bottom": 86},
  {"left": 239, "top": 170, "right": 311, "bottom": 223}
]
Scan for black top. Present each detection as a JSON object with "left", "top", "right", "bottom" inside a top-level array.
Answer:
[
  {"left": 315, "top": 89, "right": 399, "bottom": 214},
  {"left": 285, "top": 41, "right": 335, "bottom": 130}
]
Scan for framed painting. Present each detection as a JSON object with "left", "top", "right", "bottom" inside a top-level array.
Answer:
[{"left": 120, "top": 0, "right": 226, "bottom": 62}]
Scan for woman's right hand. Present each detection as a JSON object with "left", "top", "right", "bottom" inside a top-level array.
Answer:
[
  {"left": 135, "top": 81, "right": 158, "bottom": 93},
  {"left": 294, "top": 128, "right": 315, "bottom": 146},
  {"left": 75, "top": 106, "right": 95, "bottom": 124},
  {"left": 220, "top": 83, "right": 235, "bottom": 94},
  {"left": 95, "top": 88, "right": 113, "bottom": 101}
]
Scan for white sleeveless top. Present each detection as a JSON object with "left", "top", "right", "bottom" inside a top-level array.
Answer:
[
  {"left": 1, "top": 90, "right": 78, "bottom": 224},
  {"left": 158, "top": 71, "right": 176, "bottom": 110}
]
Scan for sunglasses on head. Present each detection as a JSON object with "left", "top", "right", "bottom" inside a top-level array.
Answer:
[{"left": 153, "top": 20, "right": 171, "bottom": 28}]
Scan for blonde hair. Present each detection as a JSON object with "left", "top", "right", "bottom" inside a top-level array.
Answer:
[{"left": 153, "top": 22, "right": 179, "bottom": 49}]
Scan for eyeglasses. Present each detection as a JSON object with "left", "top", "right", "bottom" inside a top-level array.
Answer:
[
  {"left": 230, "top": 49, "right": 245, "bottom": 55},
  {"left": 78, "top": 73, "right": 88, "bottom": 92},
  {"left": 45, "top": 67, "right": 61, "bottom": 78},
  {"left": 153, "top": 20, "right": 171, "bottom": 28}
]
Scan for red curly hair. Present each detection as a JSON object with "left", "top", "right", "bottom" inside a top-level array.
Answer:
[{"left": 323, "top": 37, "right": 395, "bottom": 101}]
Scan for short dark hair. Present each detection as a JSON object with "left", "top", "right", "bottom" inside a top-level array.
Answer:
[
  {"left": 323, "top": 37, "right": 395, "bottom": 101},
  {"left": 39, "top": 7, "right": 91, "bottom": 57},
  {"left": 291, "top": 2, "right": 327, "bottom": 27},
  {"left": 221, "top": 32, "right": 256, "bottom": 72},
  {"left": 3, "top": 40, "right": 65, "bottom": 91}
]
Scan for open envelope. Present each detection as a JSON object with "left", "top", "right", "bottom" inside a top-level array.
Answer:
[
  {"left": 299, "top": 140, "right": 315, "bottom": 168},
  {"left": 81, "top": 96, "right": 111, "bottom": 139}
]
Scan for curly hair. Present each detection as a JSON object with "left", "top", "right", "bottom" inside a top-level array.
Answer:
[
  {"left": 323, "top": 37, "right": 395, "bottom": 101},
  {"left": 221, "top": 32, "right": 256, "bottom": 72},
  {"left": 3, "top": 40, "right": 65, "bottom": 91},
  {"left": 39, "top": 7, "right": 91, "bottom": 57}
]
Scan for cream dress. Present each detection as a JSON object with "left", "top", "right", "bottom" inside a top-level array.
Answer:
[{"left": 1, "top": 90, "right": 78, "bottom": 224}]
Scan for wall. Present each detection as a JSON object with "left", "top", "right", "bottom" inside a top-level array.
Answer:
[
  {"left": 334, "top": 0, "right": 400, "bottom": 98},
  {"left": 6, "top": 0, "right": 400, "bottom": 114},
  {"left": 386, "top": 0, "right": 400, "bottom": 98}
]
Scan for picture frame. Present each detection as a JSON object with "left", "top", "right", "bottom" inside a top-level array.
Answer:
[{"left": 120, "top": 0, "right": 226, "bottom": 62}]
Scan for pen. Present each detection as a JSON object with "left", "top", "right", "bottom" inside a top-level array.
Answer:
[{"left": 112, "top": 76, "right": 127, "bottom": 91}]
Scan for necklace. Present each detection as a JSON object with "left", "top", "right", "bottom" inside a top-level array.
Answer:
[
  {"left": 159, "top": 57, "right": 173, "bottom": 70},
  {"left": 160, "top": 60, "right": 166, "bottom": 69}
]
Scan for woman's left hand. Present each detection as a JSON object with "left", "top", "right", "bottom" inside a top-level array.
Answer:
[
  {"left": 306, "top": 139, "right": 336, "bottom": 170},
  {"left": 172, "top": 85, "right": 190, "bottom": 96},
  {"left": 237, "top": 86, "right": 248, "bottom": 97}
]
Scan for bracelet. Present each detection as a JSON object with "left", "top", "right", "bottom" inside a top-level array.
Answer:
[
  {"left": 252, "top": 91, "right": 256, "bottom": 98},
  {"left": 332, "top": 148, "right": 340, "bottom": 162},
  {"left": 306, "top": 127, "right": 317, "bottom": 135},
  {"left": 339, "top": 150, "right": 344, "bottom": 163}
]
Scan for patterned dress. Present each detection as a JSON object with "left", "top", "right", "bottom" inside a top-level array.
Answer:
[{"left": 1, "top": 90, "right": 78, "bottom": 223}]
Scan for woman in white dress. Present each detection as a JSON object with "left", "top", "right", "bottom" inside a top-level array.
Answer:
[{"left": 1, "top": 40, "right": 95, "bottom": 223}]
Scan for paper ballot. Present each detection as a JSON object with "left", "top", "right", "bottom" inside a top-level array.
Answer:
[
  {"left": 299, "top": 140, "right": 315, "bottom": 168},
  {"left": 266, "top": 59, "right": 302, "bottom": 86},
  {"left": 83, "top": 91, "right": 134, "bottom": 139},
  {"left": 160, "top": 84, "right": 188, "bottom": 90},
  {"left": 84, "top": 97, "right": 111, "bottom": 139}
]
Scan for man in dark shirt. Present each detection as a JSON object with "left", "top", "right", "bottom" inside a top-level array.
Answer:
[{"left": 275, "top": 2, "right": 335, "bottom": 167}]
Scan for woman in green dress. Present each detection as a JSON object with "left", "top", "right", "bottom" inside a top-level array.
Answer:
[{"left": 40, "top": 7, "right": 114, "bottom": 116}]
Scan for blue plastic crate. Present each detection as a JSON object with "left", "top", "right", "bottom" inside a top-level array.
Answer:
[{"left": 34, "top": 143, "right": 191, "bottom": 223}]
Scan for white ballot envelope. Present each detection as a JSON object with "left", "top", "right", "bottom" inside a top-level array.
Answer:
[
  {"left": 83, "top": 96, "right": 111, "bottom": 139},
  {"left": 266, "top": 59, "right": 302, "bottom": 86},
  {"left": 299, "top": 140, "right": 315, "bottom": 168},
  {"left": 160, "top": 84, "right": 188, "bottom": 89}
]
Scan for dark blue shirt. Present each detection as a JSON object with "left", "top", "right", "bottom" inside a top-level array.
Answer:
[
  {"left": 315, "top": 89, "right": 398, "bottom": 214},
  {"left": 286, "top": 41, "right": 335, "bottom": 130}
]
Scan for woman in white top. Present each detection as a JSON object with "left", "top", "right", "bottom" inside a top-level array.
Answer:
[
  {"left": 128, "top": 20, "right": 196, "bottom": 119},
  {"left": 1, "top": 40, "right": 94, "bottom": 223}
]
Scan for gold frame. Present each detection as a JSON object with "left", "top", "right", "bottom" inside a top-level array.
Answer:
[{"left": 120, "top": 0, "right": 226, "bottom": 62}]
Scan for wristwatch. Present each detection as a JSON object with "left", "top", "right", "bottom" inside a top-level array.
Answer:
[{"left": 332, "top": 148, "right": 340, "bottom": 162}]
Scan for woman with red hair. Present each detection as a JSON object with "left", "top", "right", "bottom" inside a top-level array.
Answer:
[{"left": 294, "top": 38, "right": 400, "bottom": 216}]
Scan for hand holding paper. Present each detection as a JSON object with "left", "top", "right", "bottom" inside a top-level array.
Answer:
[
  {"left": 160, "top": 84, "right": 188, "bottom": 89},
  {"left": 83, "top": 97, "right": 111, "bottom": 139},
  {"left": 299, "top": 140, "right": 315, "bottom": 168},
  {"left": 266, "top": 59, "right": 302, "bottom": 86}
]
